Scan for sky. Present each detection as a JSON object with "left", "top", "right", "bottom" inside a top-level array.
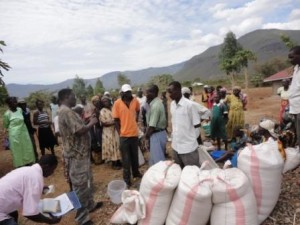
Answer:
[{"left": 1, "top": 0, "right": 300, "bottom": 85}]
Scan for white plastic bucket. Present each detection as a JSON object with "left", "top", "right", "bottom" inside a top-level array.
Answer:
[{"left": 107, "top": 180, "right": 127, "bottom": 204}]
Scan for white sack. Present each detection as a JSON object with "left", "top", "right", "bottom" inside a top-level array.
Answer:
[
  {"left": 138, "top": 147, "right": 145, "bottom": 166},
  {"left": 283, "top": 146, "right": 300, "bottom": 173},
  {"left": 198, "top": 145, "right": 219, "bottom": 170},
  {"left": 111, "top": 190, "right": 146, "bottom": 224},
  {"left": 238, "top": 138, "right": 284, "bottom": 224},
  {"left": 138, "top": 161, "right": 181, "bottom": 225},
  {"left": 166, "top": 166, "right": 212, "bottom": 225},
  {"left": 210, "top": 168, "right": 258, "bottom": 225}
]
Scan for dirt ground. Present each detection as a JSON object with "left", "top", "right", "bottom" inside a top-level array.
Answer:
[{"left": 0, "top": 87, "right": 299, "bottom": 225}]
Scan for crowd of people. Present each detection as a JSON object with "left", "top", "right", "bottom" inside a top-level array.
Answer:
[{"left": 0, "top": 46, "right": 300, "bottom": 225}]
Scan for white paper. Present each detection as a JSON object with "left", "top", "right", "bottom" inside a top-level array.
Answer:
[{"left": 51, "top": 193, "right": 74, "bottom": 216}]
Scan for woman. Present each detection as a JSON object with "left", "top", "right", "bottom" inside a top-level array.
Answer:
[
  {"left": 225, "top": 86, "right": 246, "bottom": 140},
  {"left": 99, "top": 96, "right": 121, "bottom": 169},
  {"left": 33, "top": 99, "right": 57, "bottom": 155},
  {"left": 201, "top": 85, "right": 209, "bottom": 108},
  {"left": 3, "top": 96, "right": 35, "bottom": 167},
  {"left": 277, "top": 79, "right": 290, "bottom": 123},
  {"left": 90, "top": 95, "right": 103, "bottom": 165},
  {"left": 211, "top": 94, "right": 228, "bottom": 150}
]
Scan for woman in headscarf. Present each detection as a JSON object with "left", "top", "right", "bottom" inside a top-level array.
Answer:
[
  {"left": 225, "top": 86, "right": 246, "bottom": 139},
  {"left": 33, "top": 99, "right": 57, "bottom": 156},
  {"left": 99, "top": 96, "right": 121, "bottom": 169},
  {"left": 3, "top": 96, "right": 35, "bottom": 167},
  {"left": 90, "top": 95, "right": 103, "bottom": 165}
]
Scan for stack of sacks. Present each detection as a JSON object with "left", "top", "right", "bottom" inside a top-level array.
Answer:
[
  {"left": 166, "top": 165, "right": 212, "bottom": 225},
  {"left": 138, "top": 161, "right": 181, "bottom": 225},
  {"left": 283, "top": 146, "right": 300, "bottom": 173},
  {"left": 238, "top": 138, "right": 284, "bottom": 224},
  {"left": 210, "top": 168, "right": 258, "bottom": 225}
]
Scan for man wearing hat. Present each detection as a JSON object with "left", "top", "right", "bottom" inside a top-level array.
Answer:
[{"left": 112, "top": 84, "right": 142, "bottom": 187}]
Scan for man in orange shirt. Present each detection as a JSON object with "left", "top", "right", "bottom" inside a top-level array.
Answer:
[{"left": 112, "top": 84, "right": 142, "bottom": 186}]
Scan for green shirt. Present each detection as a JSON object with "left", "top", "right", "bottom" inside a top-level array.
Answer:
[{"left": 146, "top": 97, "right": 167, "bottom": 129}]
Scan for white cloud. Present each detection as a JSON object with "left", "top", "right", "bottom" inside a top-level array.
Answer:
[{"left": 0, "top": 0, "right": 299, "bottom": 84}]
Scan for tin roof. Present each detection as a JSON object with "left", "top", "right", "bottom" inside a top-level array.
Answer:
[{"left": 263, "top": 67, "right": 293, "bottom": 83}]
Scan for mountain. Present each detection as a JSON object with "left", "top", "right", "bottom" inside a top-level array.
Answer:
[
  {"left": 174, "top": 29, "right": 300, "bottom": 81},
  {"left": 7, "top": 62, "right": 184, "bottom": 97},
  {"left": 7, "top": 29, "right": 300, "bottom": 97}
]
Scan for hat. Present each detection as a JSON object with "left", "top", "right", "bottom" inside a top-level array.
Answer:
[
  {"left": 204, "top": 85, "right": 209, "bottom": 88},
  {"left": 259, "top": 120, "right": 277, "bottom": 138},
  {"left": 182, "top": 87, "right": 191, "bottom": 95},
  {"left": 233, "top": 86, "right": 241, "bottom": 91},
  {"left": 104, "top": 91, "right": 110, "bottom": 96},
  {"left": 91, "top": 95, "right": 100, "bottom": 102},
  {"left": 121, "top": 84, "right": 132, "bottom": 92},
  {"left": 220, "top": 87, "right": 227, "bottom": 92}
]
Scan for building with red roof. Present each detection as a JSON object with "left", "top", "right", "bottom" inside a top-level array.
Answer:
[{"left": 263, "top": 67, "right": 293, "bottom": 94}]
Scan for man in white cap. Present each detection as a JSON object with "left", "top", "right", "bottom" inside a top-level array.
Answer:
[{"left": 112, "top": 84, "right": 142, "bottom": 187}]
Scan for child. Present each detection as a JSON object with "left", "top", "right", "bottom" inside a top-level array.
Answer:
[{"left": 210, "top": 94, "right": 228, "bottom": 150}]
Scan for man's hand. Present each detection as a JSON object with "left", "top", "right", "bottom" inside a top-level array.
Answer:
[
  {"left": 49, "top": 215, "right": 62, "bottom": 224},
  {"left": 89, "top": 116, "right": 98, "bottom": 126}
]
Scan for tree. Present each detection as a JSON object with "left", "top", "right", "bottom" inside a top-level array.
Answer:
[
  {"left": 219, "top": 31, "right": 243, "bottom": 86},
  {"left": 182, "top": 80, "right": 192, "bottom": 87},
  {"left": 280, "top": 34, "right": 296, "bottom": 49},
  {"left": 94, "top": 78, "right": 105, "bottom": 95},
  {"left": 148, "top": 74, "right": 173, "bottom": 92},
  {"left": 86, "top": 84, "right": 94, "bottom": 99},
  {"left": 0, "top": 41, "right": 11, "bottom": 85},
  {"left": 0, "top": 85, "right": 8, "bottom": 106},
  {"left": 25, "top": 90, "right": 52, "bottom": 110},
  {"left": 233, "top": 49, "right": 256, "bottom": 90},
  {"left": 117, "top": 73, "right": 131, "bottom": 86},
  {"left": 254, "top": 58, "right": 291, "bottom": 78},
  {"left": 72, "top": 75, "right": 86, "bottom": 97}
]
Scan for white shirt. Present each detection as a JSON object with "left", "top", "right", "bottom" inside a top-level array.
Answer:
[
  {"left": 170, "top": 97, "right": 200, "bottom": 154},
  {"left": 137, "top": 96, "right": 147, "bottom": 108},
  {"left": 0, "top": 164, "right": 44, "bottom": 221},
  {"left": 192, "top": 101, "right": 210, "bottom": 120},
  {"left": 289, "top": 65, "right": 300, "bottom": 114}
]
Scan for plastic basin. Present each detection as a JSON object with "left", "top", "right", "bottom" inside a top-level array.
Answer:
[{"left": 107, "top": 180, "right": 126, "bottom": 204}]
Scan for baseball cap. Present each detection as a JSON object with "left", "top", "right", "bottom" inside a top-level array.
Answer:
[
  {"left": 121, "top": 84, "right": 132, "bottom": 92},
  {"left": 182, "top": 87, "right": 191, "bottom": 95}
]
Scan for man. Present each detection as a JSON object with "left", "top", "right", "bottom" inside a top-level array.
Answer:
[
  {"left": 0, "top": 155, "right": 61, "bottom": 225},
  {"left": 160, "top": 91, "right": 168, "bottom": 129},
  {"left": 79, "top": 95, "right": 95, "bottom": 122},
  {"left": 182, "top": 87, "right": 210, "bottom": 145},
  {"left": 288, "top": 46, "right": 300, "bottom": 147},
  {"left": 112, "top": 84, "right": 142, "bottom": 187},
  {"left": 145, "top": 84, "right": 167, "bottom": 165},
  {"left": 167, "top": 81, "right": 201, "bottom": 168},
  {"left": 136, "top": 87, "right": 148, "bottom": 130},
  {"left": 58, "top": 89, "right": 102, "bottom": 225}
]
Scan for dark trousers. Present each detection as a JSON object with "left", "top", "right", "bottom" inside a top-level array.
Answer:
[
  {"left": 0, "top": 211, "right": 18, "bottom": 225},
  {"left": 120, "top": 137, "right": 140, "bottom": 184}
]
